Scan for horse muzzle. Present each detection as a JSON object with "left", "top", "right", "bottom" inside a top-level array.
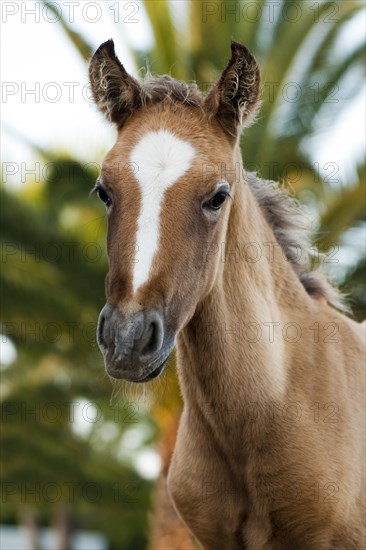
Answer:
[{"left": 97, "top": 303, "right": 173, "bottom": 382}]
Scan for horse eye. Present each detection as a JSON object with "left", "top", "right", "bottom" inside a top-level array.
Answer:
[
  {"left": 206, "top": 191, "right": 228, "bottom": 210},
  {"left": 97, "top": 186, "right": 112, "bottom": 207}
]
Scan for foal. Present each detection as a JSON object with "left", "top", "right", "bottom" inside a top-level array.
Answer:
[{"left": 89, "top": 40, "right": 365, "bottom": 549}]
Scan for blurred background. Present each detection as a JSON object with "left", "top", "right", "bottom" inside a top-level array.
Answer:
[{"left": 1, "top": 1, "right": 365, "bottom": 548}]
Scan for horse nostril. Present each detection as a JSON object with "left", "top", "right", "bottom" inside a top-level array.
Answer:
[
  {"left": 97, "top": 312, "right": 107, "bottom": 349},
  {"left": 139, "top": 312, "right": 164, "bottom": 359},
  {"left": 141, "top": 321, "right": 157, "bottom": 356}
]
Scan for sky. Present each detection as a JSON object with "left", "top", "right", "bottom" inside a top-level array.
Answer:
[{"left": 1, "top": 1, "right": 151, "bottom": 174}]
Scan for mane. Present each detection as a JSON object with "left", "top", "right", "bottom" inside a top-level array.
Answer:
[
  {"left": 140, "top": 74, "right": 204, "bottom": 109},
  {"left": 131, "top": 75, "right": 345, "bottom": 310},
  {"left": 246, "top": 172, "right": 345, "bottom": 310}
]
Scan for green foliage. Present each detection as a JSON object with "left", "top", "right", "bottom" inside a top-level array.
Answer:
[
  {"left": 1, "top": 384, "right": 153, "bottom": 549},
  {"left": 1, "top": 159, "right": 155, "bottom": 548}
]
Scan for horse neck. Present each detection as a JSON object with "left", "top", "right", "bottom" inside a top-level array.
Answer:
[{"left": 177, "top": 145, "right": 311, "bottom": 417}]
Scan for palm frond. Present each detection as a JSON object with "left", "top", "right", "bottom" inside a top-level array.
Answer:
[{"left": 41, "top": 1, "right": 94, "bottom": 61}]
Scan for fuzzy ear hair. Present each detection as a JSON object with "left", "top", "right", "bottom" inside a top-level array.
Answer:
[
  {"left": 89, "top": 39, "right": 142, "bottom": 127},
  {"left": 205, "top": 41, "right": 261, "bottom": 139}
]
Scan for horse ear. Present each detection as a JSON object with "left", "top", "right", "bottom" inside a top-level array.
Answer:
[
  {"left": 205, "top": 41, "right": 261, "bottom": 139},
  {"left": 89, "top": 39, "right": 142, "bottom": 127}
]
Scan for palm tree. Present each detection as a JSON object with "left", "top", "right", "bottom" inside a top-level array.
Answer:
[
  {"left": 4, "top": 1, "right": 365, "bottom": 547},
  {"left": 0, "top": 158, "right": 155, "bottom": 549}
]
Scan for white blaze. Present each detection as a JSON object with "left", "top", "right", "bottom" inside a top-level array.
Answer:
[{"left": 130, "top": 129, "right": 195, "bottom": 293}]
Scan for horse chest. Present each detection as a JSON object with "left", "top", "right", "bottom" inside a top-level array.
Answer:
[
  {"left": 168, "top": 413, "right": 278, "bottom": 549},
  {"left": 169, "top": 414, "right": 341, "bottom": 549}
]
